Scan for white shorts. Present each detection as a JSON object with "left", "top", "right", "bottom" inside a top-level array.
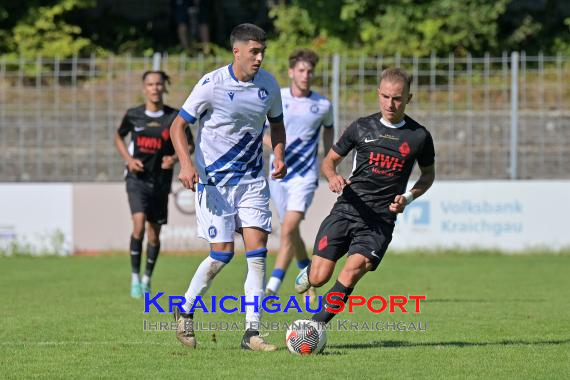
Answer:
[
  {"left": 196, "top": 179, "right": 272, "bottom": 243},
  {"left": 268, "top": 176, "right": 318, "bottom": 222}
]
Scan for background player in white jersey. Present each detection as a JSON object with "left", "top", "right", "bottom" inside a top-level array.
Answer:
[
  {"left": 264, "top": 49, "right": 334, "bottom": 302},
  {"left": 170, "top": 23, "right": 286, "bottom": 352}
]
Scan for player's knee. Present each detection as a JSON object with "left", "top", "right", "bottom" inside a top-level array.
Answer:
[
  {"left": 309, "top": 270, "right": 331, "bottom": 288},
  {"left": 132, "top": 228, "right": 145, "bottom": 240},
  {"left": 147, "top": 236, "right": 160, "bottom": 246},
  {"left": 280, "top": 224, "right": 298, "bottom": 240},
  {"left": 281, "top": 216, "right": 302, "bottom": 237}
]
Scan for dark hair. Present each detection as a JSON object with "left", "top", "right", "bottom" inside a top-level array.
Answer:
[
  {"left": 288, "top": 48, "right": 319, "bottom": 69},
  {"left": 230, "top": 23, "right": 266, "bottom": 47},
  {"left": 142, "top": 70, "right": 171, "bottom": 86},
  {"left": 379, "top": 68, "right": 412, "bottom": 93}
]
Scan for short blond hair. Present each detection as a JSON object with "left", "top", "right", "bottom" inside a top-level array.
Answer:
[{"left": 380, "top": 68, "right": 412, "bottom": 93}]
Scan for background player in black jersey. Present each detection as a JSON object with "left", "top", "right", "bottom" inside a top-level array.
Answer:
[
  {"left": 114, "top": 70, "right": 194, "bottom": 298},
  {"left": 294, "top": 67, "right": 435, "bottom": 324}
]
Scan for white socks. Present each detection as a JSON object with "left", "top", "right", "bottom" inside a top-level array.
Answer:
[
  {"left": 266, "top": 268, "right": 286, "bottom": 294},
  {"left": 183, "top": 252, "right": 233, "bottom": 312},
  {"left": 181, "top": 248, "right": 267, "bottom": 330},
  {"left": 244, "top": 249, "right": 267, "bottom": 330}
]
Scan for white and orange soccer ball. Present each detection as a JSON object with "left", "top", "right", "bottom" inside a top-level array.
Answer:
[{"left": 285, "top": 319, "right": 327, "bottom": 355}]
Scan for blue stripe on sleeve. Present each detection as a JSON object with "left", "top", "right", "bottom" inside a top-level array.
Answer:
[{"left": 178, "top": 109, "right": 197, "bottom": 124}]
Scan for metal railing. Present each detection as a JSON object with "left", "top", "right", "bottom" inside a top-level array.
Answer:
[{"left": 0, "top": 52, "right": 568, "bottom": 181}]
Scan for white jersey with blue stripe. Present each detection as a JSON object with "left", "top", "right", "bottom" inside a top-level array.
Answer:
[
  {"left": 179, "top": 64, "right": 283, "bottom": 186},
  {"left": 272, "top": 88, "right": 333, "bottom": 182}
]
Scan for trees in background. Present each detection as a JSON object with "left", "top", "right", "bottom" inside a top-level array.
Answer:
[
  {"left": 1, "top": 0, "right": 569, "bottom": 58},
  {"left": 0, "top": 0, "right": 99, "bottom": 58},
  {"left": 269, "top": 0, "right": 570, "bottom": 57}
]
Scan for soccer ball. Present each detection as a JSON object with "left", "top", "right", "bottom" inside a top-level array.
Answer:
[{"left": 285, "top": 319, "right": 327, "bottom": 355}]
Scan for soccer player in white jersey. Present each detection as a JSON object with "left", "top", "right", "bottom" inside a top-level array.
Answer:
[
  {"left": 264, "top": 49, "right": 334, "bottom": 303},
  {"left": 169, "top": 23, "right": 286, "bottom": 352}
]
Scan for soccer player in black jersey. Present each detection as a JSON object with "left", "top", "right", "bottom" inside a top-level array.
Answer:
[
  {"left": 294, "top": 67, "right": 436, "bottom": 324},
  {"left": 114, "top": 70, "right": 194, "bottom": 298}
]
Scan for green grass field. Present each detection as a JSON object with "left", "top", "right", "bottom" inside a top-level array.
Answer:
[{"left": 2, "top": 253, "right": 569, "bottom": 379}]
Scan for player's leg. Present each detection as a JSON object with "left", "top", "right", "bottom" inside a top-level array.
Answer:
[
  {"left": 129, "top": 212, "right": 146, "bottom": 297},
  {"left": 141, "top": 222, "right": 161, "bottom": 294},
  {"left": 182, "top": 240, "right": 234, "bottom": 314},
  {"left": 311, "top": 254, "right": 372, "bottom": 323},
  {"left": 176, "top": 240, "right": 234, "bottom": 349},
  {"left": 181, "top": 185, "right": 235, "bottom": 314},
  {"left": 311, "top": 222, "right": 394, "bottom": 324},
  {"left": 242, "top": 226, "right": 268, "bottom": 326},
  {"left": 268, "top": 178, "right": 317, "bottom": 299},
  {"left": 126, "top": 177, "right": 148, "bottom": 298},
  {"left": 294, "top": 213, "right": 350, "bottom": 293},
  {"left": 295, "top": 255, "right": 336, "bottom": 290},
  {"left": 266, "top": 178, "right": 287, "bottom": 295},
  {"left": 236, "top": 180, "right": 277, "bottom": 351},
  {"left": 176, "top": 184, "right": 236, "bottom": 349},
  {"left": 292, "top": 228, "right": 310, "bottom": 268},
  {"left": 266, "top": 210, "right": 304, "bottom": 296},
  {"left": 287, "top": 179, "right": 317, "bottom": 272},
  {"left": 141, "top": 189, "right": 169, "bottom": 294},
  {"left": 240, "top": 227, "right": 276, "bottom": 351},
  {"left": 291, "top": 228, "right": 318, "bottom": 303}
]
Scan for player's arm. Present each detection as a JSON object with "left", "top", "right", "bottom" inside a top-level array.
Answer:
[
  {"left": 262, "top": 123, "right": 273, "bottom": 149},
  {"left": 390, "top": 130, "right": 436, "bottom": 213},
  {"left": 114, "top": 121, "right": 143, "bottom": 173},
  {"left": 322, "top": 104, "right": 335, "bottom": 156},
  {"left": 322, "top": 126, "right": 334, "bottom": 156},
  {"left": 173, "top": 73, "right": 211, "bottom": 189},
  {"left": 162, "top": 125, "right": 194, "bottom": 169},
  {"left": 389, "top": 164, "right": 436, "bottom": 213},
  {"left": 322, "top": 149, "right": 351, "bottom": 194},
  {"left": 269, "top": 120, "right": 287, "bottom": 179},
  {"left": 170, "top": 115, "right": 198, "bottom": 190},
  {"left": 322, "top": 121, "right": 355, "bottom": 193}
]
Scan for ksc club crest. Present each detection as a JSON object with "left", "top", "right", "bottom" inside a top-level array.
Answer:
[
  {"left": 310, "top": 104, "right": 319, "bottom": 113},
  {"left": 258, "top": 88, "right": 269, "bottom": 100}
]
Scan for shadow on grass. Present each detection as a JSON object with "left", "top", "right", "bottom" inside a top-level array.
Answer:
[{"left": 329, "top": 338, "right": 570, "bottom": 350}]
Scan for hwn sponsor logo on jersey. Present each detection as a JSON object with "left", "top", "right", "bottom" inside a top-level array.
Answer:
[
  {"left": 369, "top": 152, "right": 405, "bottom": 176},
  {"left": 136, "top": 136, "right": 162, "bottom": 152}
]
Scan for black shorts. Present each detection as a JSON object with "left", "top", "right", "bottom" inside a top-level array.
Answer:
[
  {"left": 126, "top": 176, "right": 170, "bottom": 225},
  {"left": 173, "top": 0, "right": 191, "bottom": 25},
  {"left": 312, "top": 212, "right": 394, "bottom": 271}
]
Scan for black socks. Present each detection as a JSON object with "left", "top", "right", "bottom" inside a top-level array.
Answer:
[
  {"left": 130, "top": 236, "right": 143, "bottom": 275},
  {"left": 311, "top": 280, "right": 354, "bottom": 323},
  {"left": 144, "top": 243, "right": 160, "bottom": 278}
]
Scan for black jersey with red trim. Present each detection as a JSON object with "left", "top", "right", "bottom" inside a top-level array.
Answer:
[
  {"left": 118, "top": 105, "right": 192, "bottom": 182},
  {"left": 331, "top": 113, "right": 435, "bottom": 224}
]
